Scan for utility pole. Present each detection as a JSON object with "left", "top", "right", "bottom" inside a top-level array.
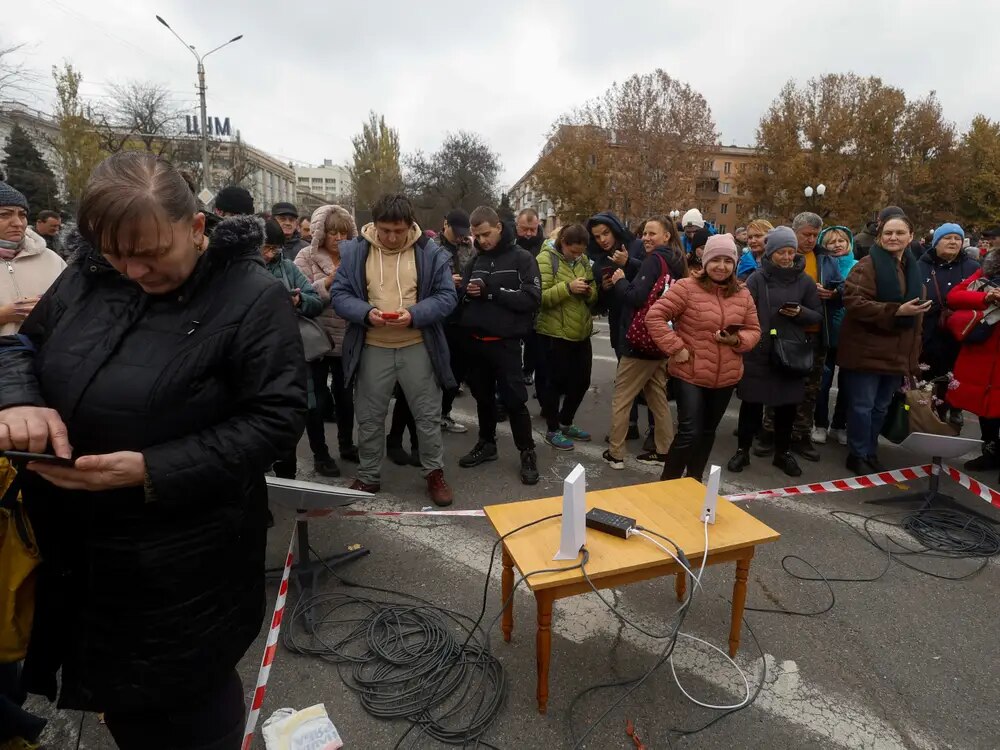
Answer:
[{"left": 156, "top": 15, "right": 242, "bottom": 193}]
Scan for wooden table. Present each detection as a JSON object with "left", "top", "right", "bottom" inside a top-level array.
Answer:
[{"left": 483, "top": 478, "right": 780, "bottom": 714}]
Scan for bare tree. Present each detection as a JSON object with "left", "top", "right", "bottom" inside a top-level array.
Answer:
[
  {"left": 0, "top": 42, "right": 37, "bottom": 101},
  {"left": 92, "top": 81, "right": 186, "bottom": 156}
]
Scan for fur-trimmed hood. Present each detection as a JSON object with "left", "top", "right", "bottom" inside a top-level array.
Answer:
[
  {"left": 984, "top": 248, "right": 1000, "bottom": 278},
  {"left": 308, "top": 204, "right": 356, "bottom": 253}
]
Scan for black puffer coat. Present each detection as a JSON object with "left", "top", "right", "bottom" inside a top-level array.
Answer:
[
  {"left": 0, "top": 216, "right": 307, "bottom": 712},
  {"left": 737, "top": 256, "right": 822, "bottom": 405}
]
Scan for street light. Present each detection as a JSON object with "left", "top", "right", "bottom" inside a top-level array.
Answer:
[
  {"left": 669, "top": 209, "right": 680, "bottom": 223},
  {"left": 156, "top": 15, "right": 243, "bottom": 192},
  {"left": 804, "top": 183, "right": 827, "bottom": 206}
]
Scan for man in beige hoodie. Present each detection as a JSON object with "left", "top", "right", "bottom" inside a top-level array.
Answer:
[
  {"left": 331, "top": 194, "right": 458, "bottom": 506},
  {"left": 0, "top": 182, "right": 66, "bottom": 336}
]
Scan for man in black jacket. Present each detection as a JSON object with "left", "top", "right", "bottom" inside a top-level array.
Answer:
[
  {"left": 457, "top": 206, "right": 542, "bottom": 484},
  {"left": 272, "top": 201, "right": 310, "bottom": 261}
]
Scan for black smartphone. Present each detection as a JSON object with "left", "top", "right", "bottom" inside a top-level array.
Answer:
[
  {"left": 779, "top": 303, "right": 799, "bottom": 311},
  {"left": 724, "top": 324, "right": 743, "bottom": 335},
  {"left": 1, "top": 450, "right": 75, "bottom": 466},
  {"left": 823, "top": 281, "right": 840, "bottom": 291}
]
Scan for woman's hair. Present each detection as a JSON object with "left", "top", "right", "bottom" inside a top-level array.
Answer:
[
  {"left": 644, "top": 215, "right": 683, "bottom": 252},
  {"left": 322, "top": 205, "right": 357, "bottom": 240},
  {"left": 878, "top": 212, "right": 914, "bottom": 237},
  {"left": 746, "top": 219, "right": 774, "bottom": 235},
  {"left": 78, "top": 151, "right": 197, "bottom": 257},
  {"left": 696, "top": 260, "right": 741, "bottom": 297},
  {"left": 554, "top": 223, "right": 589, "bottom": 250},
  {"left": 822, "top": 228, "right": 851, "bottom": 248}
]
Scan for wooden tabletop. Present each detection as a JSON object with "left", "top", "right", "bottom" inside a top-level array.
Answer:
[{"left": 484, "top": 478, "right": 780, "bottom": 591}]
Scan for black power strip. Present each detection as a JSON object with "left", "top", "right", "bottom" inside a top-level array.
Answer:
[{"left": 586, "top": 508, "right": 636, "bottom": 539}]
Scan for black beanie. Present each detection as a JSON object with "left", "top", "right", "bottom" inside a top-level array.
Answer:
[
  {"left": 264, "top": 218, "right": 285, "bottom": 247},
  {"left": 691, "top": 227, "right": 711, "bottom": 252}
]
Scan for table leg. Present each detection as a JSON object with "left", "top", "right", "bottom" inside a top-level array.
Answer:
[
  {"left": 675, "top": 571, "right": 686, "bottom": 603},
  {"left": 501, "top": 544, "right": 514, "bottom": 643},
  {"left": 729, "top": 556, "right": 751, "bottom": 657},
  {"left": 536, "top": 590, "right": 554, "bottom": 714}
]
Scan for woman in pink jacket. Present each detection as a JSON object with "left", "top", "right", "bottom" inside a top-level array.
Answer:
[{"left": 646, "top": 235, "right": 761, "bottom": 481}]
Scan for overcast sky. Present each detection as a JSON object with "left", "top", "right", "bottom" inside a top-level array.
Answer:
[{"left": 7, "top": 0, "right": 999, "bottom": 189}]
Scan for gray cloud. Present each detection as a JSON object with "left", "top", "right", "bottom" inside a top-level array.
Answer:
[{"left": 7, "top": 0, "right": 998, "bottom": 189}]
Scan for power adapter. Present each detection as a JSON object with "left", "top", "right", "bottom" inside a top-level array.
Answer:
[{"left": 586, "top": 508, "right": 636, "bottom": 539}]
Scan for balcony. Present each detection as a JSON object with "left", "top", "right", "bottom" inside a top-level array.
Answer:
[{"left": 700, "top": 170, "right": 720, "bottom": 179}]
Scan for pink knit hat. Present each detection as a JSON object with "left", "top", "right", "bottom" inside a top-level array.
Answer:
[{"left": 701, "top": 234, "right": 738, "bottom": 265}]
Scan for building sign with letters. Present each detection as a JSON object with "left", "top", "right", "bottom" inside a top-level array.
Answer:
[{"left": 185, "top": 115, "right": 232, "bottom": 137}]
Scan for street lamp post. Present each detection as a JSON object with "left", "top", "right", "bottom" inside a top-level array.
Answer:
[
  {"left": 804, "top": 183, "right": 827, "bottom": 209},
  {"left": 156, "top": 15, "right": 242, "bottom": 192},
  {"left": 669, "top": 209, "right": 680, "bottom": 226}
]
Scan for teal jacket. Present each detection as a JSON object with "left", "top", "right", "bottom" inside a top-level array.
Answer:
[
  {"left": 535, "top": 241, "right": 598, "bottom": 342},
  {"left": 265, "top": 257, "right": 323, "bottom": 318},
  {"left": 818, "top": 226, "right": 857, "bottom": 348}
]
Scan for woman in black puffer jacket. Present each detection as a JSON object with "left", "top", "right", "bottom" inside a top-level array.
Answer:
[{"left": 0, "top": 152, "right": 306, "bottom": 750}]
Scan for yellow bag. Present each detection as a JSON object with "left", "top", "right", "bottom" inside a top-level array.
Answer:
[{"left": 0, "top": 458, "right": 39, "bottom": 663}]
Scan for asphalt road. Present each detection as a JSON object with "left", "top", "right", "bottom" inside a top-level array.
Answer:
[{"left": 28, "top": 319, "right": 1000, "bottom": 750}]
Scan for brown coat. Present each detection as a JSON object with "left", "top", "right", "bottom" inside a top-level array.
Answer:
[
  {"left": 645, "top": 277, "right": 761, "bottom": 389},
  {"left": 837, "top": 256, "right": 923, "bottom": 375}
]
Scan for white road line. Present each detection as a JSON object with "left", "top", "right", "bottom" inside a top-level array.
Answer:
[{"left": 326, "top": 491, "right": 937, "bottom": 750}]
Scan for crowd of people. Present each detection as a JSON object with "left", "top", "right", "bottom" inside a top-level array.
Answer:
[{"left": 2, "top": 150, "right": 1000, "bottom": 747}]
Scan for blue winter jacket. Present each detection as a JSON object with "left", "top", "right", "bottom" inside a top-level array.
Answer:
[
  {"left": 736, "top": 250, "right": 760, "bottom": 281},
  {"left": 331, "top": 233, "right": 458, "bottom": 388}
]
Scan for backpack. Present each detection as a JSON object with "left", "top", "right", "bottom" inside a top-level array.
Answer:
[{"left": 625, "top": 254, "right": 670, "bottom": 356}]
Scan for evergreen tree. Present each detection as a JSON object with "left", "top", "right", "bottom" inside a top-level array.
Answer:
[
  {"left": 498, "top": 192, "right": 515, "bottom": 223},
  {"left": 2, "top": 122, "right": 62, "bottom": 216}
]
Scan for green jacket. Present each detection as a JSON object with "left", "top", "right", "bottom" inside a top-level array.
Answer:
[
  {"left": 265, "top": 256, "right": 324, "bottom": 318},
  {"left": 535, "top": 241, "right": 598, "bottom": 341}
]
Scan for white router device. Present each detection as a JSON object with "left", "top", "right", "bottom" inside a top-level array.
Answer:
[{"left": 701, "top": 465, "right": 721, "bottom": 524}]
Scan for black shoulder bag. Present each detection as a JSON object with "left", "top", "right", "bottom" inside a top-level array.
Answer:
[{"left": 763, "top": 283, "right": 814, "bottom": 377}]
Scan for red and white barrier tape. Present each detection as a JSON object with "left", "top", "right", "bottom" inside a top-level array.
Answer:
[
  {"left": 945, "top": 464, "right": 1000, "bottom": 509},
  {"left": 242, "top": 524, "right": 297, "bottom": 750}
]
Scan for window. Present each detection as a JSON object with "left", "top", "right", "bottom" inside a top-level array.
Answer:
[
  {"left": 738, "top": 163, "right": 747, "bottom": 174},
  {"left": 718, "top": 224, "right": 727, "bottom": 233},
  {"left": 297, "top": 177, "right": 308, "bottom": 184},
  {"left": 724, "top": 162, "right": 731, "bottom": 175},
  {"left": 720, "top": 182, "right": 731, "bottom": 195},
  {"left": 720, "top": 203, "right": 729, "bottom": 215}
]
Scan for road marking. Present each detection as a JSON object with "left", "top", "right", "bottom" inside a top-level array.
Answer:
[{"left": 326, "top": 491, "right": 939, "bottom": 750}]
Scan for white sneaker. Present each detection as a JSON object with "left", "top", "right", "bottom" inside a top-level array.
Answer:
[
  {"left": 441, "top": 416, "right": 468, "bottom": 434},
  {"left": 829, "top": 428, "right": 848, "bottom": 446},
  {"left": 811, "top": 426, "right": 828, "bottom": 445}
]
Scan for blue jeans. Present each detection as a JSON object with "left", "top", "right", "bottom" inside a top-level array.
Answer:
[{"left": 842, "top": 370, "right": 900, "bottom": 458}]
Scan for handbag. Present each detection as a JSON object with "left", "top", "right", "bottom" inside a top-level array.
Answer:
[
  {"left": 625, "top": 254, "right": 670, "bottom": 356},
  {"left": 880, "top": 377, "right": 960, "bottom": 444},
  {"left": 277, "top": 262, "right": 335, "bottom": 362},
  {"left": 0, "top": 458, "right": 39, "bottom": 663},
  {"left": 763, "top": 285, "right": 814, "bottom": 376}
]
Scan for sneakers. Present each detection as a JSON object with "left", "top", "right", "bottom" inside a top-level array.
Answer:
[
  {"left": 426, "top": 469, "right": 454, "bottom": 506},
  {"left": 772, "top": 451, "right": 802, "bottom": 477},
  {"left": 349, "top": 478, "right": 380, "bottom": 493},
  {"left": 845, "top": 454, "right": 873, "bottom": 476},
  {"left": 727, "top": 449, "right": 751, "bottom": 473},
  {"left": 626, "top": 424, "right": 641, "bottom": 441},
  {"left": 642, "top": 428, "right": 656, "bottom": 454},
  {"left": 340, "top": 445, "right": 360, "bottom": 463},
  {"left": 791, "top": 438, "right": 821, "bottom": 462},
  {"left": 387, "top": 443, "right": 415, "bottom": 467},
  {"left": 602, "top": 449, "right": 625, "bottom": 470},
  {"left": 561, "top": 425, "right": 592, "bottom": 442},
  {"left": 965, "top": 442, "right": 999, "bottom": 471},
  {"left": 313, "top": 455, "right": 341, "bottom": 478},
  {"left": 828, "top": 428, "right": 848, "bottom": 446},
  {"left": 441, "top": 415, "right": 468, "bottom": 434},
  {"left": 520, "top": 449, "right": 539, "bottom": 485},
  {"left": 545, "top": 431, "right": 575, "bottom": 451},
  {"left": 811, "top": 426, "right": 828, "bottom": 445},
  {"left": 636, "top": 451, "right": 667, "bottom": 466},
  {"left": 459, "top": 441, "right": 498, "bottom": 468},
  {"left": 752, "top": 432, "right": 775, "bottom": 457}
]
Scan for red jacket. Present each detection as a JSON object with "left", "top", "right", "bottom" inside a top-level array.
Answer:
[
  {"left": 645, "top": 277, "right": 761, "bottom": 389},
  {"left": 946, "top": 270, "right": 1000, "bottom": 417}
]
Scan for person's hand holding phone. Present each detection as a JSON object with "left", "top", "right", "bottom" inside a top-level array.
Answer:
[
  {"left": 568, "top": 278, "right": 590, "bottom": 295},
  {"left": 896, "top": 298, "right": 933, "bottom": 317},
  {"left": 368, "top": 308, "right": 387, "bottom": 327},
  {"left": 778, "top": 304, "right": 801, "bottom": 317},
  {"left": 28, "top": 450, "right": 146, "bottom": 491},
  {"left": 986, "top": 288, "right": 1000, "bottom": 305},
  {"left": 0, "top": 406, "right": 72, "bottom": 457},
  {"left": 290, "top": 288, "right": 301, "bottom": 308},
  {"left": 467, "top": 278, "right": 485, "bottom": 298},
  {"left": 611, "top": 248, "right": 629, "bottom": 267},
  {"left": 715, "top": 330, "right": 741, "bottom": 346},
  {"left": 384, "top": 310, "right": 411, "bottom": 328},
  {"left": 816, "top": 283, "right": 837, "bottom": 300},
  {"left": 610, "top": 268, "right": 625, "bottom": 284}
]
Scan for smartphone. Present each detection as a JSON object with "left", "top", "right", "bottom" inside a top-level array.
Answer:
[
  {"left": 601, "top": 268, "right": 615, "bottom": 279},
  {"left": 1, "top": 450, "right": 75, "bottom": 466},
  {"left": 779, "top": 303, "right": 799, "bottom": 311},
  {"left": 723, "top": 324, "right": 743, "bottom": 335},
  {"left": 380, "top": 311, "right": 400, "bottom": 320},
  {"left": 823, "top": 281, "right": 840, "bottom": 291}
]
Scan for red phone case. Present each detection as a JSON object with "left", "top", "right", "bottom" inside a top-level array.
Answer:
[{"left": 381, "top": 312, "right": 400, "bottom": 320}]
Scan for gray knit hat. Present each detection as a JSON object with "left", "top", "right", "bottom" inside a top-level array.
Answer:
[
  {"left": 764, "top": 226, "right": 798, "bottom": 257},
  {"left": 0, "top": 182, "right": 28, "bottom": 212}
]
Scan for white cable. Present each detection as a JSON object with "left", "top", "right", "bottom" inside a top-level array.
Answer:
[
  {"left": 629, "top": 529, "right": 700, "bottom": 587},
  {"left": 669, "top": 633, "right": 753, "bottom": 710}
]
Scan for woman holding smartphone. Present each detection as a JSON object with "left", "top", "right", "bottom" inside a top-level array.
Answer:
[
  {"left": 838, "top": 209, "right": 930, "bottom": 475},
  {"left": 646, "top": 234, "right": 761, "bottom": 481},
  {"left": 728, "top": 227, "right": 822, "bottom": 477}
]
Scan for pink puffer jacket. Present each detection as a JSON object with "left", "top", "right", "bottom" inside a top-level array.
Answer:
[{"left": 645, "top": 277, "right": 761, "bottom": 388}]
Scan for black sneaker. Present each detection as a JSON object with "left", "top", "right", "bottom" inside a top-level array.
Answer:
[
  {"left": 964, "top": 442, "right": 999, "bottom": 471},
  {"left": 387, "top": 444, "right": 413, "bottom": 466},
  {"left": 753, "top": 432, "right": 775, "bottom": 457},
  {"left": 727, "top": 449, "right": 751, "bottom": 473},
  {"left": 459, "top": 441, "right": 498, "bottom": 468},
  {"left": 791, "top": 438, "right": 821, "bottom": 462},
  {"left": 626, "top": 424, "right": 641, "bottom": 441},
  {"left": 313, "top": 456, "right": 341, "bottom": 478},
  {"left": 636, "top": 451, "right": 667, "bottom": 466},
  {"left": 520, "top": 449, "right": 539, "bottom": 485},
  {"left": 846, "top": 454, "right": 873, "bottom": 476},
  {"left": 602, "top": 449, "right": 625, "bottom": 470},
  {"left": 772, "top": 451, "right": 802, "bottom": 478}
]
